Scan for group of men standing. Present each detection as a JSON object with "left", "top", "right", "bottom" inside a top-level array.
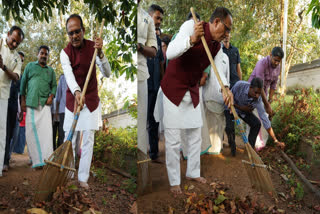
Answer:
[
  {"left": 0, "top": 14, "right": 111, "bottom": 189},
  {"left": 138, "top": 4, "right": 286, "bottom": 195}
]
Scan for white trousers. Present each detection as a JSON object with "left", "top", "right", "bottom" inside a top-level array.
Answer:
[
  {"left": 0, "top": 99, "right": 8, "bottom": 176},
  {"left": 165, "top": 127, "right": 201, "bottom": 186},
  {"left": 205, "top": 107, "right": 225, "bottom": 154},
  {"left": 137, "top": 80, "right": 148, "bottom": 154},
  {"left": 65, "top": 130, "right": 94, "bottom": 182}
]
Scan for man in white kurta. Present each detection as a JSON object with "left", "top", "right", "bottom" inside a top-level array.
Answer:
[
  {"left": 0, "top": 26, "right": 23, "bottom": 176},
  {"left": 161, "top": 7, "right": 233, "bottom": 194},
  {"left": 137, "top": 4, "right": 157, "bottom": 157},
  {"left": 60, "top": 14, "right": 111, "bottom": 189},
  {"left": 202, "top": 49, "right": 230, "bottom": 154}
]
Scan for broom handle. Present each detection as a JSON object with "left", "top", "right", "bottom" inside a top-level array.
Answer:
[
  {"left": 190, "top": 8, "right": 239, "bottom": 120},
  {"left": 66, "top": 19, "right": 105, "bottom": 142}
]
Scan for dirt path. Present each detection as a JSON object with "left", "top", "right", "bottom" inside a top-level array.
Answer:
[
  {"left": 137, "top": 134, "right": 319, "bottom": 213},
  {"left": 0, "top": 152, "right": 135, "bottom": 213}
]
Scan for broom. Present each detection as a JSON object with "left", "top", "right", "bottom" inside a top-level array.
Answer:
[
  {"left": 190, "top": 8, "right": 276, "bottom": 196},
  {"left": 34, "top": 18, "right": 105, "bottom": 202}
]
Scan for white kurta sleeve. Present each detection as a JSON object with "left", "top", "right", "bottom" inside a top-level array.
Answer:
[
  {"left": 60, "top": 50, "right": 81, "bottom": 95},
  {"left": 166, "top": 20, "right": 195, "bottom": 60},
  {"left": 96, "top": 55, "right": 111, "bottom": 78}
]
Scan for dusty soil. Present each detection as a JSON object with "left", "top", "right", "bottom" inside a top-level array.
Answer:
[
  {"left": 0, "top": 152, "right": 135, "bottom": 213},
  {"left": 137, "top": 134, "right": 320, "bottom": 213}
]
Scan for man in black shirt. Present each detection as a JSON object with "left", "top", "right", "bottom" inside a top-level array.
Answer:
[{"left": 222, "top": 34, "right": 242, "bottom": 156}]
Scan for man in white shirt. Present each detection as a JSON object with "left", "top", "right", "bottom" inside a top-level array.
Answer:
[
  {"left": 60, "top": 14, "right": 111, "bottom": 188},
  {"left": 161, "top": 7, "right": 233, "bottom": 195},
  {"left": 202, "top": 49, "right": 231, "bottom": 154},
  {"left": 137, "top": 2, "right": 157, "bottom": 160},
  {"left": 0, "top": 26, "right": 24, "bottom": 176}
]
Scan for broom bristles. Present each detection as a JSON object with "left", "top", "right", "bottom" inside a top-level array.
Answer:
[
  {"left": 34, "top": 140, "right": 75, "bottom": 202},
  {"left": 244, "top": 143, "right": 276, "bottom": 196}
]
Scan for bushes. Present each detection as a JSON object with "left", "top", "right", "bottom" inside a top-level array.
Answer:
[
  {"left": 94, "top": 126, "right": 137, "bottom": 175},
  {"left": 272, "top": 88, "right": 320, "bottom": 157}
]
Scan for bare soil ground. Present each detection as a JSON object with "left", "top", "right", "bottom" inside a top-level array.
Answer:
[
  {"left": 137, "top": 134, "right": 320, "bottom": 213},
  {"left": 0, "top": 152, "right": 135, "bottom": 213}
]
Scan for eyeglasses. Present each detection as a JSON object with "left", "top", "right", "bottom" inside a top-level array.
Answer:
[
  {"left": 67, "top": 28, "right": 82, "bottom": 36},
  {"left": 221, "top": 21, "right": 231, "bottom": 33}
]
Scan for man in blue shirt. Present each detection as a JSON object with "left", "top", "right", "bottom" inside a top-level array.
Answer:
[
  {"left": 225, "top": 78, "right": 284, "bottom": 156},
  {"left": 147, "top": 4, "right": 165, "bottom": 162}
]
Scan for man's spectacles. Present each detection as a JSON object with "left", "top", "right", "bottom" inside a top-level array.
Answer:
[
  {"left": 67, "top": 28, "right": 82, "bottom": 36},
  {"left": 221, "top": 21, "right": 231, "bottom": 33}
]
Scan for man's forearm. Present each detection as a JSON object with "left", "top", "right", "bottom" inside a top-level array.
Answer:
[
  {"left": 236, "top": 63, "right": 242, "bottom": 80},
  {"left": 3, "top": 66, "right": 19, "bottom": 81},
  {"left": 269, "top": 88, "right": 275, "bottom": 103},
  {"left": 266, "top": 127, "right": 277, "bottom": 142},
  {"left": 139, "top": 45, "right": 156, "bottom": 58}
]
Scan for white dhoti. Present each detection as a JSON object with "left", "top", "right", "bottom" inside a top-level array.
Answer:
[
  {"left": 182, "top": 87, "right": 211, "bottom": 158},
  {"left": 26, "top": 105, "right": 53, "bottom": 168},
  {"left": 246, "top": 109, "right": 268, "bottom": 151},
  {"left": 162, "top": 89, "right": 202, "bottom": 186},
  {"left": 63, "top": 103, "right": 102, "bottom": 183},
  {"left": 0, "top": 99, "right": 8, "bottom": 176},
  {"left": 65, "top": 130, "right": 93, "bottom": 182},
  {"left": 137, "top": 80, "right": 148, "bottom": 155},
  {"left": 205, "top": 101, "right": 225, "bottom": 154}
]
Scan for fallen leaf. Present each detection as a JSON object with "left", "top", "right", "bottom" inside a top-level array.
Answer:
[
  {"left": 107, "top": 187, "right": 114, "bottom": 192},
  {"left": 23, "top": 180, "right": 29, "bottom": 186},
  {"left": 277, "top": 209, "right": 286, "bottom": 213},
  {"left": 184, "top": 185, "right": 188, "bottom": 190},
  {"left": 213, "top": 205, "right": 219, "bottom": 213},
  {"left": 314, "top": 205, "right": 320, "bottom": 211},
  {"left": 26, "top": 208, "right": 48, "bottom": 214},
  {"left": 168, "top": 206, "right": 175, "bottom": 214},
  {"left": 214, "top": 195, "right": 226, "bottom": 205},
  {"left": 188, "top": 185, "right": 195, "bottom": 191}
]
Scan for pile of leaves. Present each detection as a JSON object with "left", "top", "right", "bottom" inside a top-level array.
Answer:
[
  {"left": 182, "top": 181, "right": 285, "bottom": 214},
  {"left": 36, "top": 185, "right": 100, "bottom": 213},
  {"left": 272, "top": 88, "right": 320, "bottom": 156}
]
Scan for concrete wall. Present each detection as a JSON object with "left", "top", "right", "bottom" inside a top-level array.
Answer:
[
  {"left": 102, "top": 109, "right": 136, "bottom": 128},
  {"left": 287, "top": 67, "right": 320, "bottom": 91}
]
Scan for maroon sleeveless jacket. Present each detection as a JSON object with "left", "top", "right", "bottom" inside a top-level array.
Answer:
[
  {"left": 64, "top": 39, "right": 99, "bottom": 112},
  {"left": 161, "top": 22, "right": 221, "bottom": 108}
]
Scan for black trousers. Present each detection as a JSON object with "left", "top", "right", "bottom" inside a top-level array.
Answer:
[
  {"left": 4, "top": 108, "right": 17, "bottom": 165},
  {"left": 52, "top": 113, "right": 65, "bottom": 151},
  {"left": 224, "top": 110, "right": 261, "bottom": 149},
  {"left": 147, "top": 89, "right": 159, "bottom": 160}
]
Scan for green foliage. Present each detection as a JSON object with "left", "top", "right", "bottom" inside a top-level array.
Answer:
[
  {"left": 122, "top": 178, "right": 137, "bottom": 194},
  {"left": 272, "top": 88, "right": 320, "bottom": 156},
  {"left": 94, "top": 126, "right": 137, "bottom": 174},
  {"left": 123, "top": 94, "right": 137, "bottom": 119},
  {"left": 307, "top": 0, "right": 320, "bottom": 29},
  {"left": 295, "top": 182, "right": 304, "bottom": 201}
]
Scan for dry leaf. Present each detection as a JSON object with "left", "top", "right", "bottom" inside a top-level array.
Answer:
[
  {"left": 26, "top": 208, "right": 48, "bottom": 214},
  {"left": 168, "top": 206, "right": 175, "bottom": 214}
]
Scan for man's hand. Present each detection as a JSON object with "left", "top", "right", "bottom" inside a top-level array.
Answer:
[
  {"left": 223, "top": 88, "right": 234, "bottom": 109},
  {"left": 94, "top": 36, "right": 104, "bottom": 58},
  {"left": 74, "top": 90, "right": 84, "bottom": 111},
  {"left": 275, "top": 140, "right": 285, "bottom": 150},
  {"left": 54, "top": 112, "right": 59, "bottom": 121},
  {"left": 18, "top": 111, "right": 24, "bottom": 122},
  {"left": 239, "top": 105, "right": 254, "bottom": 113},
  {"left": 190, "top": 21, "right": 204, "bottom": 45},
  {"left": 21, "top": 96, "right": 26, "bottom": 112},
  {"left": 199, "top": 73, "right": 207, "bottom": 86},
  {"left": 46, "top": 95, "right": 53, "bottom": 105}
]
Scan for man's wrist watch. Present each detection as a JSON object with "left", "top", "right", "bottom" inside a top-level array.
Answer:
[
  {"left": 138, "top": 43, "right": 144, "bottom": 53},
  {"left": 2, "top": 65, "right": 7, "bottom": 72}
]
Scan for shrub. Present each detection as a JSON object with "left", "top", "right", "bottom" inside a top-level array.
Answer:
[
  {"left": 272, "top": 88, "right": 320, "bottom": 157},
  {"left": 94, "top": 126, "right": 137, "bottom": 175}
]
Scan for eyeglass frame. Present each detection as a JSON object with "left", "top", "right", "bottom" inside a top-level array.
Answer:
[
  {"left": 67, "top": 28, "right": 83, "bottom": 36},
  {"left": 221, "top": 21, "right": 231, "bottom": 33}
]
